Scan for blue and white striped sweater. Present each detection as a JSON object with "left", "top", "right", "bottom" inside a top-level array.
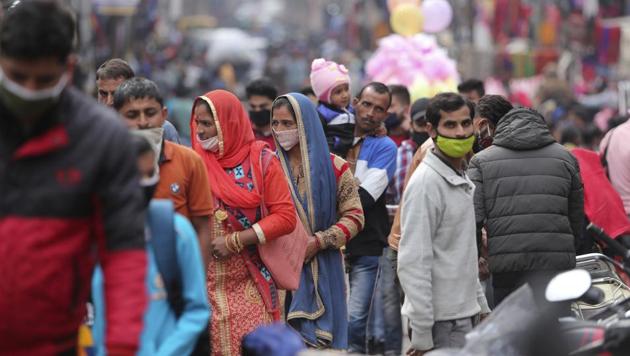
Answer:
[
  {"left": 355, "top": 136, "right": 397, "bottom": 201},
  {"left": 317, "top": 103, "right": 355, "bottom": 126}
]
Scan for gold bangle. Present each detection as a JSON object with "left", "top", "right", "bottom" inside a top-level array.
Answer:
[
  {"left": 225, "top": 233, "right": 237, "bottom": 254},
  {"left": 232, "top": 232, "right": 240, "bottom": 253},
  {"left": 234, "top": 231, "right": 243, "bottom": 253},
  {"left": 229, "top": 232, "right": 237, "bottom": 253}
]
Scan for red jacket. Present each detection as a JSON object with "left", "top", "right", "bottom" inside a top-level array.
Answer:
[
  {"left": 572, "top": 148, "right": 630, "bottom": 238},
  {"left": 0, "top": 87, "right": 147, "bottom": 355}
]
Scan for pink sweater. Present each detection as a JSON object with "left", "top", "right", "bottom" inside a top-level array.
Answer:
[{"left": 601, "top": 120, "right": 630, "bottom": 216}]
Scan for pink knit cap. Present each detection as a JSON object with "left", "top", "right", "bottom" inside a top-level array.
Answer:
[{"left": 309, "top": 58, "right": 351, "bottom": 103}]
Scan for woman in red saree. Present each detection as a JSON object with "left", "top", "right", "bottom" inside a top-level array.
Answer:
[{"left": 190, "top": 89, "right": 296, "bottom": 355}]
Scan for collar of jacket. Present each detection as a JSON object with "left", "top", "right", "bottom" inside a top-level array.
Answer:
[{"left": 424, "top": 150, "right": 473, "bottom": 188}]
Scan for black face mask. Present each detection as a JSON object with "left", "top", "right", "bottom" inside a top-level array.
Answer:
[
  {"left": 473, "top": 125, "right": 494, "bottom": 153},
  {"left": 385, "top": 112, "right": 402, "bottom": 130},
  {"left": 249, "top": 109, "right": 271, "bottom": 127},
  {"left": 411, "top": 131, "right": 430, "bottom": 147},
  {"left": 142, "top": 183, "right": 158, "bottom": 207}
]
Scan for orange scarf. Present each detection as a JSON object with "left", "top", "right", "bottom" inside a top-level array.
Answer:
[{"left": 190, "top": 90, "right": 267, "bottom": 209}]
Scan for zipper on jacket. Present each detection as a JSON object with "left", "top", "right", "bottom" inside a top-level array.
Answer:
[{"left": 70, "top": 258, "right": 81, "bottom": 313}]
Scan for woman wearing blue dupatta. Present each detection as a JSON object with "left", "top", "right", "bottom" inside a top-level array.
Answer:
[{"left": 270, "top": 93, "right": 365, "bottom": 349}]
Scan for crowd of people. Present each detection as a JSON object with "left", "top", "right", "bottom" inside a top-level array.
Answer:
[{"left": 2, "top": 1, "right": 630, "bottom": 356}]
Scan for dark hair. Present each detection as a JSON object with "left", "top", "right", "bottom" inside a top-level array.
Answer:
[
  {"left": 96, "top": 58, "right": 135, "bottom": 81},
  {"left": 356, "top": 82, "right": 392, "bottom": 109},
  {"left": 0, "top": 0, "right": 76, "bottom": 61},
  {"left": 457, "top": 79, "right": 485, "bottom": 97},
  {"left": 271, "top": 96, "right": 297, "bottom": 121},
  {"left": 476, "top": 95, "right": 513, "bottom": 126},
  {"left": 131, "top": 134, "right": 154, "bottom": 157},
  {"left": 299, "top": 86, "right": 315, "bottom": 97},
  {"left": 388, "top": 84, "right": 411, "bottom": 107},
  {"left": 113, "top": 77, "right": 164, "bottom": 110},
  {"left": 582, "top": 123, "right": 602, "bottom": 148},
  {"left": 560, "top": 125, "right": 582, "bottom": 146},
  {"left": 426, "top": 92, "right": 475, "bottom": 127},
  {"left": 608, "top": 115, "right": 629, "bottom": 131},
  {"left": 569, "top": 104, "right": 595, "bottom": 123},
  {"left": 245, "top": 78, "right": 278, "bottom": 101}
]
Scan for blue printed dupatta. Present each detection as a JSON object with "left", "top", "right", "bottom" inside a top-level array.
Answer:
[{"left": 273, "top": 93, "right": 348, "bottom": 349}]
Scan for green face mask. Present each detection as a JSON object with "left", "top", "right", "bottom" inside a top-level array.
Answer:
[{"left": 435, "top": 134, "right": 475, "bottom": 158}]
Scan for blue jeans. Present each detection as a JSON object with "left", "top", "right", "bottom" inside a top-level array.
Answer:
[
  {"left": 367, "top": 248, "right": 402, "bottom": 354},
  {"left": 380, "top": 248, "right": 402, "bottom": 354},
  {"left": 347, "top": 255, "right": 380, "bottom": 354}
]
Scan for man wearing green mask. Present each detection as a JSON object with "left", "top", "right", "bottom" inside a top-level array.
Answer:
[
  {"left": 0, "top": 1, "right": 147, "bottom": 354},
  {"left": 398, "top": 93, "right": 490, "bottom": 356}
]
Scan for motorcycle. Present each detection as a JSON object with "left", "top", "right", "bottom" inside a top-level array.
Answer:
[{"left": 427, "top": 223, "right": 630, "bottom": 356}]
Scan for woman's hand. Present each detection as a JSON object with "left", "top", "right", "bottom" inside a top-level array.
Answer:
[
  {"left": 304, "top": 236, "right": 320, "bottom": 263},
  {"left": 211, "top": 235, "right": 232, "bottom": 260}
]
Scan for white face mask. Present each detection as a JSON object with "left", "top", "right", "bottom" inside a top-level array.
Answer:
[
  {"left": 131, "top": 127, "right": 164, "bottom": 166},
  {"left": 197, "top": 135, "right": 220, "bottom": 152},
  {"left": 0, "top": 67, "right": 68, "bottom": 101},
  {"left": 273, "top": 128, "right": 300, "bottom": 151},
  {"left": 140, "top": 169, "right": 160, "bottom": 187}
]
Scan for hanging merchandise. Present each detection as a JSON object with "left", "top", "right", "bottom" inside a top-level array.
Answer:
[
  {"left": 534, "top": 48, "right": 560, "bottom": 74},
  {"left": 619, "top": 25, "right": 630, "bottom": 78},
  {"left": 390, "top": 3, "right": 424, "bottom": 37},
  {"left": 538, "top": 21, "right": 556, "bottom": 46},
  {"left": 594, "top": 22, "right": 621, "bottom": 65},
  {"left": 421, "top": 0, "right": 454, "bottom": 33}
]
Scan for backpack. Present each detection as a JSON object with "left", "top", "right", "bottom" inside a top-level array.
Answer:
[{"left": 147, "top": 199, "right": 210, "bottom": 355}]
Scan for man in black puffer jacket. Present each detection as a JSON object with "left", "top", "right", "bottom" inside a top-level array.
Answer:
[{"left": 468, "top": 99, "right": 584, "bottom": 306}]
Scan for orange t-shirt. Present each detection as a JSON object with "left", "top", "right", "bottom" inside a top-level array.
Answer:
[{"left": 154, "top": 141, "right": 213, "bottom": 219}]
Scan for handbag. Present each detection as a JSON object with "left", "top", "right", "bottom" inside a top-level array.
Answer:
[{"left": 255, "top": 149, "right": 308, "bottom": 291}]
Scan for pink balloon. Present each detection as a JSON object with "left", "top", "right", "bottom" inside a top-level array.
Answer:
[
  {"left": 365, "top": 33, "right": 460, "bottom": 86},
  {"left": 421, "top": 0, "right": 453, "bottom": 33}
]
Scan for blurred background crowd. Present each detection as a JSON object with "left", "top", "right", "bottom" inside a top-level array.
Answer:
[{"left": 7, "top": 0, "right": 630, "bottom": 151}]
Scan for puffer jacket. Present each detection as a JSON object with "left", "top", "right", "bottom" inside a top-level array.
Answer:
[
  {"left": 468, "top": 108, "right": 584, "bottom": 274},
  {"left": 0, "top": 87, "right": 147, "bottom": 355}
]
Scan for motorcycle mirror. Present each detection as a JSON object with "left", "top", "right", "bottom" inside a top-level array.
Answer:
[{"left": 545, "top": 269, "right": 592, "bottom": 303}]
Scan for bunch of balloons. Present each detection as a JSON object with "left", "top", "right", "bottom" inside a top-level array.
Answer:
[
  {"left": 365, "top": 33, "right": 460, "bottom": 102},
  {"left": 388, "top": 0, "right": 453, "bottom": 36}
]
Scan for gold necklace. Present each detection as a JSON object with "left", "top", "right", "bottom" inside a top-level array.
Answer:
[{"left": 290, "top": 163, "right": 304, "bottom": 185}]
